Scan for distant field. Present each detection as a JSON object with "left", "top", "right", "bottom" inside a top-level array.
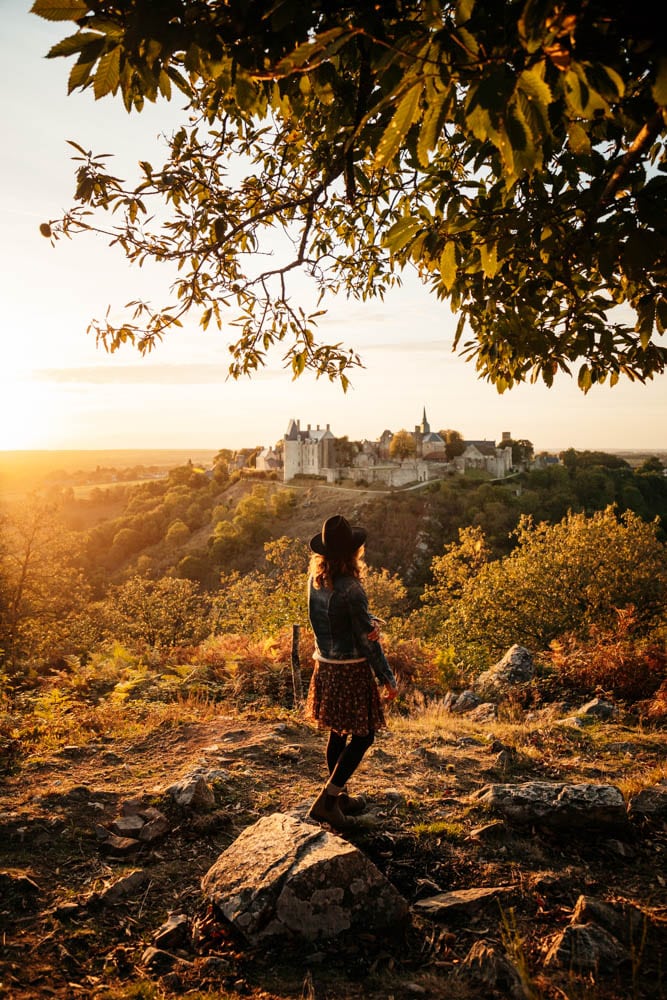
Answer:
[{"left": 0, "top": 449, "right": 219, "bottom": 494}]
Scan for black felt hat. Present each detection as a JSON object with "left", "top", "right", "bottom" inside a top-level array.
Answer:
[{"left": 309, "top": 514, "right": 367, "bottom": 557}]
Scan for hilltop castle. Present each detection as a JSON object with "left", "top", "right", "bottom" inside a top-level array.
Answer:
[{"left": 271, "top": 410, "right": 514, "bottom": 485}]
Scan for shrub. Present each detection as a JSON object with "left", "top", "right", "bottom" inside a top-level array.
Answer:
[
  {"left": 426, "top": 507, "right": 667, "bottom": 669},
  {"left": 547, "top": 610, "right": 667, "bottom": 702}
]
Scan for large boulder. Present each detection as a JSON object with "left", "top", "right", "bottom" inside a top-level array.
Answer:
[
  {"left": 543, "top": 923, "right": 629, "bottom": 972},
  {"left": 474, "top": 646, "right": 534, "bottom": 701},
  {"left": 627, "top": 786, "right": 667, "bottom": 822},
  {"left": 471, "top": 782, "right": 630, "bottom": 833},
  {"left": 201, "top": 813, "right": 408, "bottom": 943}
]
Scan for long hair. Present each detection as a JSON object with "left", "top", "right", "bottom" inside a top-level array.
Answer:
[{"left": 309, "top": 547, "right": 367, "bottom": 589}]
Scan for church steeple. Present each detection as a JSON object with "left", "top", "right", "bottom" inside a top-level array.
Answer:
[{"left": 421, "top": 407, "right": 430, "bottom": 435}]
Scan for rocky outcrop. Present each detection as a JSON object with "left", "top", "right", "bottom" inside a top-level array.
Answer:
[
  {"left": 201, "top": 812, "right": 408, "bottom": 943},
  {"left": 474, "top": 645, "right": 534, "bottom": 701},
  {"left": 543, "top": 922, "right": 629, "bottom": 972},
  {"left": 471, "top": 781, "right": 630, "bottom": 832},
  {"left": 627, "top": 785, "right": 667, "bottom": 821}
]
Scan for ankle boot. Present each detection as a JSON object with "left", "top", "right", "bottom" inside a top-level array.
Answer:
[
  {"left": 308, "top": 785, "right": 353, "bottom": 830},
  {"left": 338, "top": 789, "right": 367, "bottom": 816}
]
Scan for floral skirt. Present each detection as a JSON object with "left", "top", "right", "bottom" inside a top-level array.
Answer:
[{"left": 305, "top": 659, "right": 386, "bottom": 736}]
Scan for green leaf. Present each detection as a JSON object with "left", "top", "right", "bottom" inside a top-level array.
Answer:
[
  {"left": 480, "top": 242, "right": 499, "bottom": 278},
  {"left": 374, "top": 82, "right": 422, "bottom": 169},
  {"left": 577, "top": 365, "right": 592, "bottom": 391},
  {"left": 30, "top": 0, "right": 88, "bottom": 21},
  {"left": 518, "top": 0, "right": 553, "bottom": 53},
  {"left": 417, "top": 90, "right": 448, "bottom": 168},
  {"left": 65, "top": 37, "right": 104, "bottom": 90},
  {"left": 440, "top": 241, "right": 457, "bottom": 292},
  {"left": 383, "top": 217, "right": 422, "bottom": 253},
  {"left": 567, "top": 121, "right": 591, "bottom": 155},
  {"left": 517, "top": 67, "right": 552, "bottom": 136},
  {"left": 656, "top": 298, "right": 667, "bottom": 334},
  {"left": 93, "top": 46, "right": 121, "bottom": 99},
  {"left": 517, "top": 67, "right": 552, "bottom": 109},
  {"left": 47, "top": 31, "right": 100, "bottom": 57},
  {"left": 158, "top": 70, "right": 171, "bottom": 100},
  {"left": 276, "top": 27, "right": 348, "bottom": 72},
  {"left": 653, "top": 57, "right": 667, "bottom": 106}
]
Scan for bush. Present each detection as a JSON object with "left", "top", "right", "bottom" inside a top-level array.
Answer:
[
  {"left": 547, "top": 610, "right": 667, "bottom": 702},
  {"left": 426, "top": 507, "right": 667, "bottom": 668}
]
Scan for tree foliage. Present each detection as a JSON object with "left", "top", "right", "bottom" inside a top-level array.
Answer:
[
  {"left": 421, "top": 506, "right": 667, "bottom": 666},
  {"left": 100, "top": 575, "right": 209, "bottom": 647},
  {"left": 34, "top": 0, "right": 667, "bottom": 391},
  {"left": 389, "top": 429, "right": 417, "bottom": 460},
  {"left": 0, "top": 500, "right": 91, "bottom": 669},
  {"left": 440, "top": 429, "right": 465, "bottom": 461}
]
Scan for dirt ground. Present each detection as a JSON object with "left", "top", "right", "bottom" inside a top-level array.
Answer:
[{"left": 1, "top": 705, "right": 666, "bottom": 1000}]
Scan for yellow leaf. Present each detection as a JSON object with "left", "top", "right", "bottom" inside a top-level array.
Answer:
[{"left": 440, "top": 242, "right": 457, "bottom": 292}]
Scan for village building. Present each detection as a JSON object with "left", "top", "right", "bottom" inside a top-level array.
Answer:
[
  {"left": 283, "top": 419, "right": 336, "bottom": 481},
  {"left": 256, "top": 447, "right": 282, "bottom": 473},
  {"left": 412, "top": 408, "right": 446, "bottom": 458},
  {"left": 455, "top": 440, "right": 513, "bottom": 478}
]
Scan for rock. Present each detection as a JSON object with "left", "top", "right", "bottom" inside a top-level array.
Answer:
[
  {"left": 95, "top": 869, "right": 150, "bottom": 905},
  {"left": 142, "top": 947, "right": 182, "bottom": 973},
  {"left": 556, "top": 716, "right": 587, "bottom": 729},
  {"left": 467, "top": 821, "right": 507, "bottom": 843},
  {"left": 201, "top": 812, "right": 408, "bottom": 943},
  {"left": 100, "top": 833, "right": 141, "bottom": 856},
  {"left": 198, "top": 955, "right": 235, "bottom": 978},
  {"left": 168, "top": 775, "right": 216, "bottom": 811},
  {"left": 383, "top": 788, "right": 405, "bottom": 803},
  {"left": 576, "top": 698, "right": 617, "bottom": 721},
  {"left": 153, "top": 913, "right": 190, "bottom": 950},
  {"left": 628, "top": 786, "right": 667, "bottom": 821},
  {"left": 111, "top": 815, "right": 145, "bottom": 838},
  {"left": 459, "top": 940, "right": 530, "bottom": 1000},
  {"left": 543, "top": 923, "right": 629, "bottom": 972},
  {"left": 468, "top": 702, "right": 498, "bottom": 723},
  {"left": 603, "top": 838, "right": 637, "bottom": 859},
  {"left": 122, "top": 797, "right": 148, "bottom": 816},
  {"left": 471, "top": 781, "right": 630, "bottom": 833},
  {"left": 475, "top": 645, "right": 534, "bottom": 701},
  {"left": 457, "top": 735, "right": 484, "bottom": 747},
  {"left": 494, "top": 750, "right": 515, "bottom": 771},
  {"left": 572, "top": 895, "right": 661, "bottom": 949},
  {"left": 451, "top": 690, "right": 481, "bottom": 714},
  {"left": 413, "top": 886, "right": 515, "bottom": 920},
  {"left": 139, "top": 811, "right": 170, "bottom": 843},
  {"left": 57, "top": 745, "right": 86, "bottom": 760}
]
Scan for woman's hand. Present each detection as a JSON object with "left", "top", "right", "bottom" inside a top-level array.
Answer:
[
  {"left": 368, "top": 615, "right": 385, "bottom": 643},
  {"left": 383, "top": 684, "right": 398, "bottom": 702}
]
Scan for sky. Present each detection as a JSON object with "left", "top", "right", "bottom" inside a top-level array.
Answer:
[{"left": 1, "top": 6, "right": 666, "bottom": 455}]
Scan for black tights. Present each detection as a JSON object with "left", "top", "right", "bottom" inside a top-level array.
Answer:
[{"left": 326, "top": 729, "right": 375, "bottom": 788}]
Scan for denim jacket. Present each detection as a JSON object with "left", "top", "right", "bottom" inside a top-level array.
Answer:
[{"left": 308, "top": 574, "right": 397, "bottom": 688}]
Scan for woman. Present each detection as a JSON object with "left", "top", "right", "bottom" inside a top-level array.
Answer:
[{"left": 305, "top": 514, "right": 398, "bottom": 831}]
